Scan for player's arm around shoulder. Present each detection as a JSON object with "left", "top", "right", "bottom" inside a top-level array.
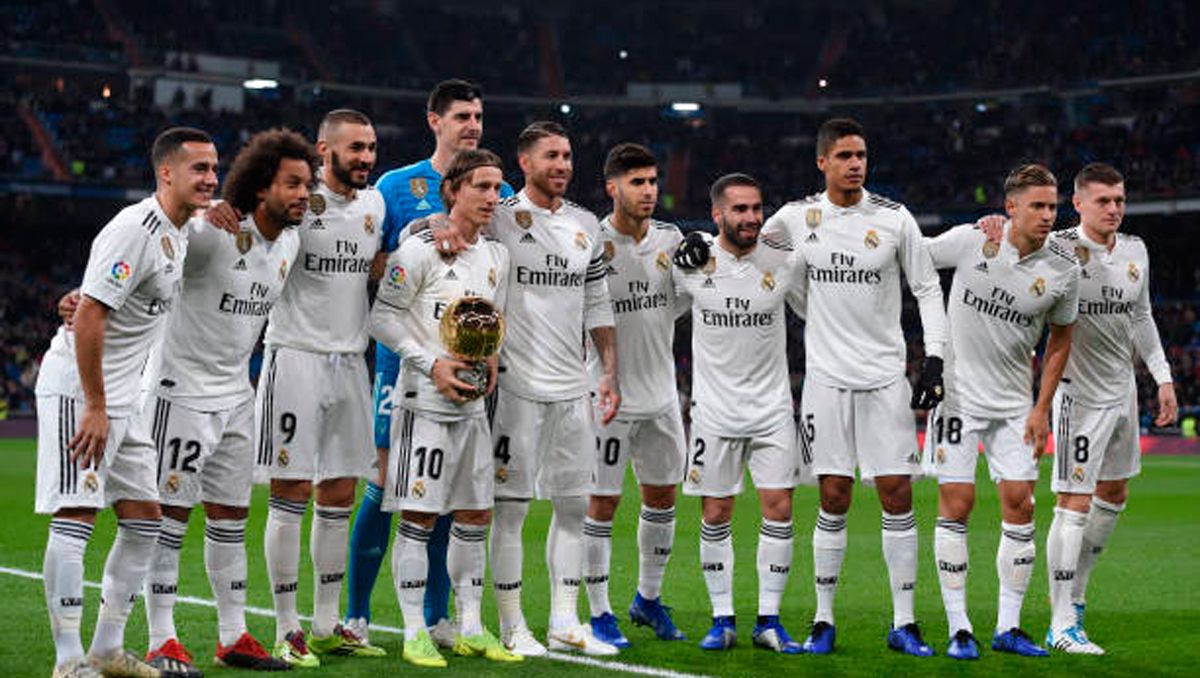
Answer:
[
  {"left": 761, "top": 202, "right": 801, "bottom": 249},
  {"left": 924, "top": 220, "right": 983, "bottom": 270},
  {"left": 369, "top": 235, "right": 431, "bottom": 341}
]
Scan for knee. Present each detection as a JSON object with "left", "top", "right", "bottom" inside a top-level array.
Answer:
[
  {"left": 1095, "top": 480, "right": 1128, "bottom": 506},
  {"left": 819, "top": 477, "right": 853, "bottom": 514},
  {"left": 315, "top": 478, "right": 356, "bottom": 507},
  {"left": 938, "top": 485, "right": 974, "bottom": 521},
  {"left": 876, "top": 476, "right": 913, "bottom": 514},
  {"left": 588, "top": 495, "right": 620, "bottom": 521},
  {"left": 759, "top": 491, "right": 794, "bottom": 522},
  {"left": 702, "top": 498, "right": 734, "bottom": 525},
  {"left": 640, "top": 484, "right": 676, "bottom": 509}
]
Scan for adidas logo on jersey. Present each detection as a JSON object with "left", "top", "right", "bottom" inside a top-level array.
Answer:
[
  {"left": 445, "top": 269, "right": 458, "bottom": 280},
  {"left": 974, "top": 261, "right": 988, "bottom": 274},
  {"left": 519, "top": 233, "right": 537, "bottom": 244},
  {"left": 309, "top": 218, "right": 324, "bottom": 230},
  {"left": 702, "top": 277, "right": 715, "bottom": 288},
  {"left": 233, "top": 258, "right": 248, "bottom": 271},
  {"left": 806, "top": 232, "right": 819, "bottom": 243}
]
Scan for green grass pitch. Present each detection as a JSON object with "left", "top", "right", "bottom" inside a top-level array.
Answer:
[{"left": 1, "top": 437, "right": 1197, "bottom": 677}]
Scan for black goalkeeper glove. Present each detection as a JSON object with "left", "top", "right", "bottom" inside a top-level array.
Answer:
[
  {"left": 673, "top": 231, "right": 713, "bottom": 270},
  {"left": 910, "top": 356, "right": 945, "bottom": 410}
]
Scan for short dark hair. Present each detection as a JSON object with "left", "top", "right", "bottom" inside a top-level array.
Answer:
[
  {"left": 516, "top": 121, "right": 569, "bottom": 155},
  {"left": 1074, "top": 162, "right": 1124, "bottom": 192},
  {"left": 150, "top": 126, "right": 212, "bottom": 167},
  {"left": 221, "top": 128, "right": 319, "bottom": 214},
  {"left": 603, "top": 143, "right": 656, "bottom": 179},
  {"left": 1004, "top": 163, "right": 1057, "bottom": 197},
  {"left": 428, "top": 79, "right": 484, "bottom": 116},
  {"left": 318, "top": 108, "right": 372, "bottom": 140},
  {"left": 440, "top": 148, "right": 504, "bottom": 208},
  {"left": 710, "top": 173, "right": 760, "bottom": 206},
  {"left": 816, "top": 117, "right": 865, "bottom": 157}
]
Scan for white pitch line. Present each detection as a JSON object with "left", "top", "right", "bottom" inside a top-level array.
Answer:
[{"left": 0, "top": 564, "right": 713, "bottom": 678}]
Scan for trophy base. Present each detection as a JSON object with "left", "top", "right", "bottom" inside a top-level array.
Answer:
[{"left": 456, "top": 361, "right": 489, "bottom": 400}]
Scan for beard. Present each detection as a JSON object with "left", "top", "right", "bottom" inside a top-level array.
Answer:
[
  {"left": 330, "top": 150, "right": 370, "bottom": 189},
  {"left": 719, "top": 216, "right": 760, "bottom": 250}
]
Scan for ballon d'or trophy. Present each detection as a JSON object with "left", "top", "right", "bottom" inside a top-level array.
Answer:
[{"left": 438, "top": 296, "right": 506, "bottom": 400}]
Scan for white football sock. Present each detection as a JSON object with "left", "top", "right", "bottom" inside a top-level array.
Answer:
[
  {"left": 265, "top": 496, "right": 305, "bottom": 643},
  {"left": 310, "top": 504, "right": 351, "bottom": 638},
  {"left": 205, "top": 518, "right": 248, "bottom": 646},
  {"left": 812, "top": 509, "right": 847, "bottom": 624},
  {"left": 1072, "top": 497, "right": 1124, "bottom": 606},
  {"left": 394, "top": 520, "right": 431, "bottom": 641},
  {"left": 757, "top": 519, "right": 793, "bottom": 616},
  {"left": 448, "top": 522, "right": 488, "bottom": 637},
  {"left": 881, "top": 510, "right": 917, "bottom": 627},
  {"left": 934, "top": 517, "right": 972, "bottom": 635},
  {"left": 90, "top": 518, "right": 160, "bottom": 657},
  {"left": 45, "top": 519, "right": 93, "bottom": 666},
  {"left": 1047, "top": 507, "right": 1087, "bottom": 630},
  {"left": 637, "top": 505, "right": 675, "bottom": 600},
  {"left": 583, "top": 517, "right": 613, "bottom": 616},
  {"left": 547, "top": 496, "right": 586, "bottom": 630},
  {"left": 700, "top": 520, "right": 734, "bottom": 617},
  {"left": 995, "top": 521, "right": 1036, "bottom": 634},
  {"left": 489, "top": 499, "right": 529, "bottom": 633},
  {"left": 145, "top": 515, "right": 187, "bottom": 649}
]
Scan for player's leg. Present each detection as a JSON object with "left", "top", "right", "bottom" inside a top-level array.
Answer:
[
  {"left": 988, "top": 418, "right": 1046, "bottom": 656},
  {"left": 543, "top": 397, "right": 618, "bottom": 656},
  {"left": 684, "top": 423, "right": 741, "bottom": 651},
  {"left": 444, "top": 416, "right": 521, "bottom": 663},
  {"left": 627, "top": 409, "right": 686, "bottom": 641},
  {"left": 88, "top": 412, "right": 166, "bottom": 675},
  {"left": 488, "top": 389, "right": 543, "bottom": 654},
  {"left": 802, "top": 380, "right": 853, "bottom": 654},
  {"left": 255, "top": 346, "right": 319, "bottom": 664},
  {"left": 1046, "top": 392, "right": 1112, "bottom": 654},
  {"left": 585, "top": 416, "right": 631, "bottom": 647},
  {"left": 345, "top": 349, "right": 398, "bottom": 634},
  {"left": 203, "top": 404, "right": 290, "bottom": 670},
  {"left": 36, "top": 395, "right": 101, "bottom": 674},
  {"left": 1073, "top": 394, "right": 1138, "bottom": 639},
  {"left": 424, "top": 515, "right": 455, "bottom": 642},
  {"left": 309, "top": 354, "right": 383, "bottom": 657},
  {"left": 929, "top": 404, "right": 983, "bottom": 659},
  {"left": 747, "top": 423, "right": 802, "bottom": 654}
]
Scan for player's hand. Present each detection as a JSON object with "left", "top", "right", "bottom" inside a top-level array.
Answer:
[
  {"left": 1023, "top": 407, "right": 1050, "bottom": 458},
  {"left": 204, "top": 201, "right": 242, "bottom": 233},
  {"left": 976, "top": 214, "right": 1005, "bottom": 242},
  {"left": 431, "top": 357, "right": 476, "bottom": 404},
  {"left": 69, "top": 403, "right": 108, "bottom": 468},
  {"left": 910, "top": 356, "right": 945, "bottom": 410},
  {"left": 596, "top": 374, "right": 621, "bottom": 425},
  {"left": 58, "top": 288, "right": 81, "bottom": 329},
  {"left": 673, "top": 231, "right": 713, "bottom": 270},
  {"left": 430, "top": 217, "right": 469, "bottom": 259},
  {"left": 1155, "top": 383, "right": 1178, "bottom": 427}
]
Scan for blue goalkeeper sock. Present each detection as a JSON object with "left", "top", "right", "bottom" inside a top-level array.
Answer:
[
  {"left": 345, "top": 482, "right": 392, "bottom": 622},
  {"left": 423, "top": 514, "right": 453, "bottom": 625}
]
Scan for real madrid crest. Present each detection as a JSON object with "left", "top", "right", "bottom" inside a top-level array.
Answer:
[
  {"left": 309, "top": 193, "right": 326, "bottom": 215},
  {"left": 1074, "top": 245, "right": 1090, "bottom": 266},
  {"left": 165, "top": 472, "right": 181, "bottom": 494},
  {"left": 574, "top": 231, "right": 589, "bottom": 250},
  {"left": 982, "top": 241, "right": 1000, "bottom": 259},
  {"left": 410, "top": 177, "right": 428, "bottom": 199},
  {"left": 1071, "top": 466, "right": 1085, "bottom": 483},
  {"left": 364, "top": 214, "right": 375, "bottom": 235},
  {"left": 935, "top": 447, "right": 946, "bottom": 465},
  {"left": 495, "top": 466, "right": 509, "bottom": 483},
  {"left": 279, "top": 259, "right": 289, "bottom": 280},
  {"left": 515, "top": 210, "right": 533, "bottom": 229},
  {"left": 161, "top": 235, "right": 175, "bottom": 260},
  {"left": 656, "top": 250, "right": 670, "bottom": 271},
  {"left": 1030, "top": 277, "right": 1046, "bottom": 297},
  {"left": 277, "top": 448, "right": 289, "bottom": 467},
  {"left": 487, "top": 267, "right": 497, "bottom": 288},
  {"left": 602, "top": 240, "right": 615, "bottom": 262},
  {"left": 805, "top": 207, "right": 822, "bottom": 229},
  {"left": 1127, "top": 262, "right": 1139, "bottom": 282},
  {"left": 864, "top": 229, "right": 880, "bottom": 249},
  {"left": 411, "top": 480, "right": 426, "bottom": 498},
  {"left": 83, "top": 472, "right": 99, "bottom": 493},
  {"left": 761, "top": 271, "right": 776, "bottom": 291},
  {"left": 236, "top": 230, "right": 253, "bottom": 255},
  {"left": 688, "top": 468, "right": 701, "bottom": 484}
]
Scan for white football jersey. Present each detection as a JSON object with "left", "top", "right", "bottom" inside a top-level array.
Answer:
[
  {"left": 587, "top": 217, "right": 684, "bottom": 418},
  {"left": 673, "top": 239, "right": 805, "bottom": 437},
  {"left": 762, "top": 189, "right": 946, "bottom": 390},
  {"left": 369, "top": 220, "right": 509, "bottom": 420},
  {"left": 927, "top": 222, "right": 1080, "bottom": 419},
  {"left": 1053, "top": 227, "right": 1171, "bottom": 406},
  {"left": 264, "top": 181, "right": 384, "bottom": 354},
  {"left": 492, "top": 190, "right": 614, "bottom": 401},
  {"left": 36, "top": 196, "right": 189, "bottom": 417},
  {"left": 144, "top": 216, "right": 300, "bottom": 410}
]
